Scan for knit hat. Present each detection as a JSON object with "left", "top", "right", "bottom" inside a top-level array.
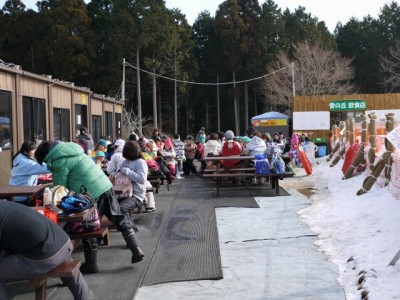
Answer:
[
  {"left": 97, "top": 139, "right": 107, "bottom": 147},
  {"left": 242, "top": 136, "right": 251, "bottom": 143},
  {"left": 96, "top": 151, "right": 105, "bottom": 157},
  {"left": 225, "top": 130, "right": 234, "bottom": 140},
  {"left": 164, "top": 138, "right": 173, "bottom": 149}
]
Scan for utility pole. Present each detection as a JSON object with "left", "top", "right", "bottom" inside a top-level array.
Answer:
[
  {"left": 290, "top": 62, "right": 296, "bottom": 116},
  {"left": 137, "top": 50, "right": 142, "bottom": 134}
]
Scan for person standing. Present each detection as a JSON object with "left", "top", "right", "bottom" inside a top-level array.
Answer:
[
  {"left": 195, "top": 127, "right": 206, "bottom": 144},
  {"left": 9, "top": 141, "right": 50, "bottom": 204},
  {"left": 172, "top": 133, "right": 185, "bottom": 178},
  {"left": 183, "top": 135, "right": 197, "bottom": 176},
  {"left": 77, "top": 127, "right": 94, "bottom": 156},
  {"left": 35, "top": 141, "right": 144, "bottom": 274},
  {"left": 0, "top": 200, "right": 94, "bottom": 300}
]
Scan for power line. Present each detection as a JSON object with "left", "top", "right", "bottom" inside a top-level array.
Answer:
[{"left": 124, "top": 61, "right": 290, "bottom": 86}]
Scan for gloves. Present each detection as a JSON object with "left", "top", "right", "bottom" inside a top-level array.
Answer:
[{"left": 120, "top": 167, "right": 130, "bottom": 176}]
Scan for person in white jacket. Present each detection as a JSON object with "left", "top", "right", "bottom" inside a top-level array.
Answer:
[
  {"left": 203, "top": 133, "right": 221, "bottom": 156},
  {"left": 107, "top": 139, "right": 126, "bottom": 176},
  {"left": 244, "top": 132, "right": 267, "bottom": 157}
]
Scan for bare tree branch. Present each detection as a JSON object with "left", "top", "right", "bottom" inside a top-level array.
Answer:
[
  {"left": 380, "top": 39, "right": 400, "bottom": 92},
  {"left": 261, "top": 42, "right": 356, "bottom": 113}
]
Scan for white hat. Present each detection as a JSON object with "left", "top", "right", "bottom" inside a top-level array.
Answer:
[{"left": 114, "top": 139, "right": 125, "bottom": 147}]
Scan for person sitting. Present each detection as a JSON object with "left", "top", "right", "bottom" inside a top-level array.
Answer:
[
  {"left": 92, "top": 138, "right": 108, "bottom": 159},
  {"left": 0, "top": 200, "right": 94, "bottom": 300},
  {"left": 107, "top": 139, "right": 125, "bottom": 177},
  {"left": 94, "top": 151, "right": 109, "bottom": 173},
  {"left": 203, "top": 133, "right": 221, "bottom": 170},
  {"left": 220, "top": 130, "right": 242, "bottom": 185},
  {"left": 35, "top": 140, "right": 144, "bottom": 274},
  {"left": 159, "top": 138, "right": 177, "bottom": 182},
  {"left": 118, "top": 141, "right": 154, "bottom": 216},
  {"left": 244, "top": 131, "right": 267, "bottom": 157},
  {"left": 9, "top": 141, "right": 50, "bottom": 204}
]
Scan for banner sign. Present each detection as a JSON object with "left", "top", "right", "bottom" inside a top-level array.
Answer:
[
  {"left": 252, "top": 119, "right": 287, "bottom": 127},
  {"left": 386, "top": 125, "right": 400, "bottom": 150},
  {"left": 329, "top": 100, "right": 366, "bottom": 111}
]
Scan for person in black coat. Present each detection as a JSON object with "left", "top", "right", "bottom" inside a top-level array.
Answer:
[{"left": 0, "top": 200, "right": 94, "bottom": 299}]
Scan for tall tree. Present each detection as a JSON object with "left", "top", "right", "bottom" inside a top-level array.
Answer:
[
  {"left": 34, "top": 0, "right": 96, "bottom": 83},
  {"left": 380, "top": 39, "right": 400, "bottom": 91},
  {"left": 215, "top": 0, "right": 250, "bottom": 134}
]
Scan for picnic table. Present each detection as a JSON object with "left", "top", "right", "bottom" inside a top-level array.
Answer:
[
  {"left": 202, "top": 155, "right": 294, "bottom": 196},
  {"left": 0, "top": 184, "right": 51, "bottom": 198}
]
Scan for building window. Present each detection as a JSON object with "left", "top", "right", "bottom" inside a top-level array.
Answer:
[
  {"left": 105, "top": 111, "right": 113, "bottom": 141},
  {"left": 75, "top": 104, "right": 87, "bottom": 138},
  {"left": 23, "top": 97, "right": 46, "bottom": 145},
  {"left": 0, "top": 90, "right": 12, "bottom": 149},
  {"left": 92, "top": 115, "right": 102, "bottom": 143},
  {"left": 115, "top": 113, "right": 121, "bottom": 139},
  {"left": 54, "top": 108, "right": 70, "bottom": 141}
]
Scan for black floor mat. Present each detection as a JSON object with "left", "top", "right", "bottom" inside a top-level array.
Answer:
[{"left": 141, "top": 176, "right": 223, "bottom": 286}]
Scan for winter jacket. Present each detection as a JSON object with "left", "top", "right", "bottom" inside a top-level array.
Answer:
[
  {"left": 172, "top": 139, "right": 185, "bottom": 158},
  {"left": 220, "top": 140, "right": 242, "bottom": 168},
  {"left": 77, "top": 133, "right": 94, "bottom": 154},
  {"left": 195, "top": 130, "right": 206, "bottom": 143},
  {"left": 107, "top": 144, "right": 125, "bottom": 176},
  {"left": 44, "top": 142, "right": 111, "bottom": 199},
  {"left": 184, "top": 141, "right": 197, "bottom": 159},
  {"left": 244, "top": 136, "right": 267, "bottom": 157},
  {"left": 203, "top": 140, "right": 222, "bottom": 156},
  {"left": 120, "top": 158, "right": 148, "bottom": 202},
  {"left": 9, "top": 153, "right": 50, "bottom": 202}
]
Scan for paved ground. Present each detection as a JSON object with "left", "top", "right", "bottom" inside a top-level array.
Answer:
[{"left": 6, "top": 169, "right": 345, "bottom": 300}]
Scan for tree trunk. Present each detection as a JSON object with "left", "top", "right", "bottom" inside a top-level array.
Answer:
[
  {"left": 233, "top": 69, "right": 239, "bottom": 135},
  {"left": 136, "top": 49, "right": 142, "bottom": 134},
  {"left": 158, "top": 86, "right": 162, "bottom": 132},
  {"left": 217, "top": 74, "right": 220, "bottom": 132},
  {"left": 244, "top": 82, "right": 249, "bottom": 133},
  {"left": 174, "top": 49, "right": 178, "bottom": 133},
  {"left": 152, "top": 70, "right": 157, "bottom": 129}
]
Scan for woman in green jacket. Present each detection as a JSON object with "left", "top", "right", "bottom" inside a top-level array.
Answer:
[{"left": 35, "top": 141, "right": 144, "bottom": 273}]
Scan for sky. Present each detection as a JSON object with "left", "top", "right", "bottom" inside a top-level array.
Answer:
[{"left": 11, "top": 0, "right": 394, "bottom": 33}]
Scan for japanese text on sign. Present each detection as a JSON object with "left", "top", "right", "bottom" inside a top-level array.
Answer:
[{"left": 329, "top": 100, "right": 366, "bottom": 111}]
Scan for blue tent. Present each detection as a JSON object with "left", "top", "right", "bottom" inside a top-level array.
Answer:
[{"left": 251, "top": 111, "right": 289, "bottom": 121}]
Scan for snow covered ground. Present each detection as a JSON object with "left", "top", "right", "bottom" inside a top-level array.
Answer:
[
  {"left": 296, "top": 158, "right": 400, "bottom": 300},
  {"left": 136, "top": 156, "right": 400, "bottom": 300}
]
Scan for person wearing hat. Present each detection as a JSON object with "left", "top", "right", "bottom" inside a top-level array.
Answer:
[
  {"left": 220, "top": 130, "right": 242, "bottom": 185},
  {"left": 94, "top": 150, "right": 109, "bottom": 171},
  {"left": 92, "top": 138, "right": 108, "bottom": 159},
  {"left": 107, "top": 139, "right": 126, "bottom": 177}
]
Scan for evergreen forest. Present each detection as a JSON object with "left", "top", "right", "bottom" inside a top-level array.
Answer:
[{"left": 1, "top": 0, "right": 400, "bottom": 136}]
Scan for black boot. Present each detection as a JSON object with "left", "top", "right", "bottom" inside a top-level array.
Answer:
[
  {"left": 80, "top": 248, "right": 99, "bottom": 274},
  {"left": 123, "top": 230, "right": 144, "bottom": 264}
]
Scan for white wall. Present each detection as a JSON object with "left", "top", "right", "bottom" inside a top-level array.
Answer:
[{"left": 293, "top": 111, "right": 330, "bottom": 130}]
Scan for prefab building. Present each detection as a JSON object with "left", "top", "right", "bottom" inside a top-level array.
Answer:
[{"left": 0, "top": 62, "right": 124, "bottom": 186}]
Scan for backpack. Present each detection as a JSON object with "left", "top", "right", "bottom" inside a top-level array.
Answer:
[
  {"left": 60, "top": 186, "right": 101, "bottom": 234},
  {"left": 254, "top": 153, "right": 270, "bottom": 175}
]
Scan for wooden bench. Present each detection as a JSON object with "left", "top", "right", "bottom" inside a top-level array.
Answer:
[
  {"left": 203, "top": 171, "right": 294, "bottom": 195},
  {"left": 30, "top": 260, "right": 81, "bottom": 300},
  {"left": 68, "top": 227, "right": 110, "bottom": 246},
  {"left": 148, "top": 174, "right": 169, "bottom": 191},
  {"left": 148, "top": 179, "right": 161, "bottom": 193}
]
